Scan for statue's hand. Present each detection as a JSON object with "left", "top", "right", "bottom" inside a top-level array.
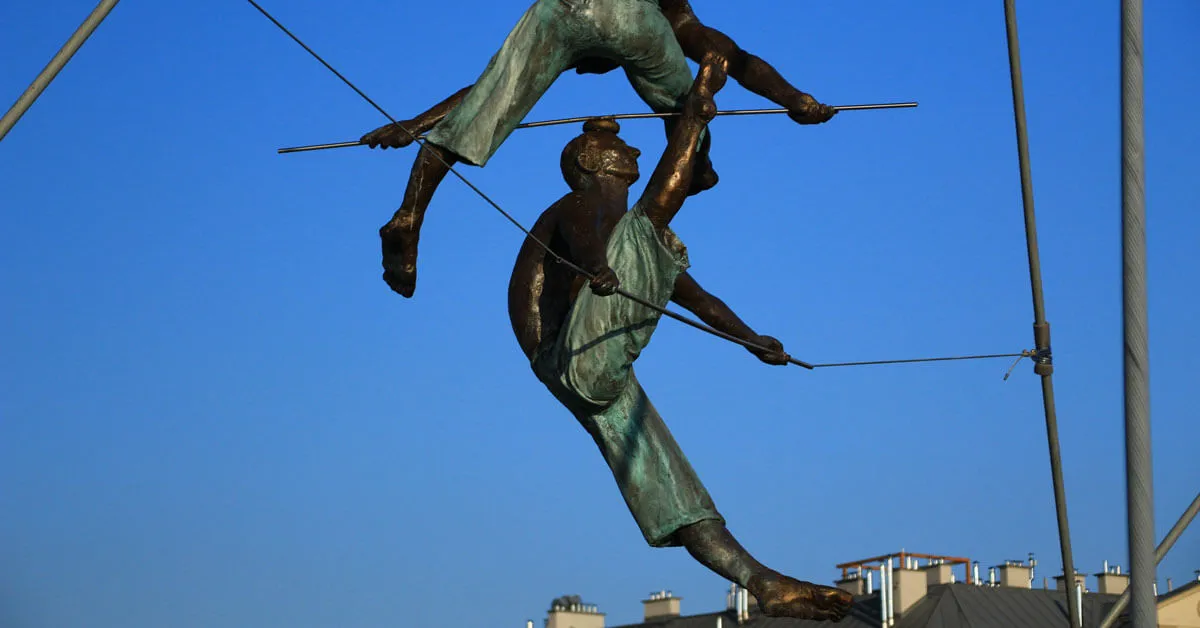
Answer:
[
  {"left": 748, "top": 334, "right": 789, "bottom": 366},
  {"left": 589, "top": 267, "right": 620, "bottom": 297},
  {"left": 361, "top": 120, "right": 420, "bottom": 149},
  {"left": 787, "top": 94, "right": 838, "bottom": 125}
]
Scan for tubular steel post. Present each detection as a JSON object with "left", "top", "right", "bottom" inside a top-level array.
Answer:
[
  {"left": 1121, "top": 0, "right": 1157, "bottom": 626},
  {"left": 0, "top": 0, "right": 121, "bottom": 143},
  {"left": 1099, "top": 492, "right": 1200, "bottom": 628},
  {"left": 1001, "top": 2, "right": 1081, "bottom": 627}
]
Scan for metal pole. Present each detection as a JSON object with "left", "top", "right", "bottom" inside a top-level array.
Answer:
[
  {"left": 1121, "top": 0, "right": 1156, "bottom": 626},
  {"left": 1000, "top": 2, "right": 1082, "bottom": 626},
  {"left": 0, "top": 0, "right": 121, "bottom": 143},
  {"left": 1099, "top": 492, "right": 1200, "bottom": 628},
  {"left": 276, "top": 102, "right": 920, "bottom": 154}
]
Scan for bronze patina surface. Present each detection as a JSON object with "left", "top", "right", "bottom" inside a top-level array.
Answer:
[
  {"left": 361, "top": 0, "right": 837, "bottom": 299},
  {"left": 503, "top": 56, "right": 852, "bottom": 622}
]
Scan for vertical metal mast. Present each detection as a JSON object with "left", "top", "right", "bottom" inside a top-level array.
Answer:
[{"left": 1120, "top": 0, "right": 1157, "bottom": 625}]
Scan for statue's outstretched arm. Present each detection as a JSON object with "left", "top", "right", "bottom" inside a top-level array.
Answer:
[
  {"left": 670, "top": 271, "right": 789, "bottom": 365},
  {"left": 639, "top": 56, "right": 727, "bottom": 230},
  {"left": 361, "top": 85, "right": 473, "bottom": 149}
]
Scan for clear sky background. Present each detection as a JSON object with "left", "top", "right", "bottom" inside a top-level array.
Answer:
[{"left": 2, "top": 1, "right": 1197, "bottom": 627}]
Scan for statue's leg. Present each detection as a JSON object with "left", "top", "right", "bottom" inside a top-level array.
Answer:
[
  {"left": 531, "top": 205, "right": 853, "bottom": 623},
  {"left": 380, "top": 143, "right": 456, "bottom": 298},
  {"left": 673, "top": 519, "right": 768, "bottom": 586},
  {"left": 609, "top": 4, "right": 717, "bottom": 196},
  {"left": 380, "top": 0, "right": 578, "bottom": 297},
  {"left": 674, "top": 521, "right": 854, "bottom": 621}
]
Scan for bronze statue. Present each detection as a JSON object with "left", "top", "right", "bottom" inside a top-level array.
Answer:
[
  {"left": 360, "top": 0, "right": 838, "bottom": 298},
  {"left": 507, "top": 56, "right": 853, "bottom": 622}
]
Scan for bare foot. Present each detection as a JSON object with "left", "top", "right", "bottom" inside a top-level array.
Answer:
[
  {"left": 379, "top": 217, "right": 420, "bottom": 298},
  {"left": 749, "top": 573, "right": 854, "bottom": 622}
]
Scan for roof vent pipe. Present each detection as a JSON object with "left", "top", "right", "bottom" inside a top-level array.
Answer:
[
  {"left": 879, "top": 561, "right": 888, "bottom": 627},
  {"left": 1075, "top": 583, "right": 1083, "bottom": 625}
]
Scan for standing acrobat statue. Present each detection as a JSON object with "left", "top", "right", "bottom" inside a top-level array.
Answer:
[
  {"left": 360, "top": 0, "right": 838, "bottom": 299},
  {"left": 506, "top": 55, "right": 853, "bottom": 622}
]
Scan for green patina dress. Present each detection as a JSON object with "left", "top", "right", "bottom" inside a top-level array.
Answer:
[
  {"left": 532, "top": 204, "right": 725, "bottom": 548},
  {"left": 426, "top": 0, "right": 694, "bottom": 166}
]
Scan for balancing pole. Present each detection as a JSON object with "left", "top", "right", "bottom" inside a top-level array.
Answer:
[{"left": 276, "top": 102, "right": 918, "bottom": 154}]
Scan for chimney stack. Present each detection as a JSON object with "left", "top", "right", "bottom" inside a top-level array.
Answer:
[
  {"left": 546, "top": 596, "right": 604, "bottom": 628},
  {"left": 1054, "top": 571, "right": 1087, "bottom": 593},
  {"left": 836, "top": 569, "right": 866, "bottom": 596},
  {"left": 996, "top": 560, "right": 1033, "bottom": 589},
  {"left": 642, "top": 591, "right": 682, "bottom": 621},
  {"left": 891, "top": 557, "right": 928, "bottom": 619},
  {"left": 1095, "top": 562, "right": 1130, "bottom": 595},
  {"left": 921, "top": 560, "right": 955, "bottom": 587}
]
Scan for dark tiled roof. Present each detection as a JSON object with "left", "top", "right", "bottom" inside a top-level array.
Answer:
[
  {"left": 896, "top": 584, "right": 1120, "bottom": 628},
  {"left": 611, "top": 584, "right": 1129, "bottom": 628}
]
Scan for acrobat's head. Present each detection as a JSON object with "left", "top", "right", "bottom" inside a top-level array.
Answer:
[{"left": 560, "top": 118, "right": 642, "bottom": 191}]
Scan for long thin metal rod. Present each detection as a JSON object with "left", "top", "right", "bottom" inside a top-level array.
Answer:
[
  {"left": 1001, "top": 3, "right": 1081, "bottom": 627},
  {"left": 1099, "top": 492, "right": 1200, "bottom": 628},
  {"left": 812, "top": 352, "right": 1026, "bottom": 369},
  {"left": 277, "top": 102, "right": 919, "bottom": 154},
  {"left": 0, "top": 0, "right": 120, "bottom": 143},
  {"left": 1121, "top": 0, "right": 1156, "bottom": 626}
]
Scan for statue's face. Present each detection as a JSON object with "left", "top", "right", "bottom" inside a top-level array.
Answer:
[{"left": 590, "top": 132, "right": 641, "bottom": 185}]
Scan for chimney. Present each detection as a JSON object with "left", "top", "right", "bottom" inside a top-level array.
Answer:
[
  {"left": 836, "top": 570, "right": 866, "bottom": 596},
  {"left": 1095, "top": 563, "right": 1130, "bottom": 595},
  {"left": 997, "top": 561, "right": 1033, "bottom": 589},
  {"left": 1054, "top": 571, "right": 1087, "bottom": 593},
  {"left": 922, "top": 560, "right": 955, "bottom": 586},
  {"left": 642, "top": 591, "right": 681, "bottom": 621},
  {"left": 546, "top": 596, "right": 604, "bottom": 628},
  {"left": 891, "top": 557, "right": 929, "bottom": 619}
]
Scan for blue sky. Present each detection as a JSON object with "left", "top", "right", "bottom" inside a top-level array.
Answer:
[{"left": 1, "top": 1, "right": 1197, "bottom": 627}]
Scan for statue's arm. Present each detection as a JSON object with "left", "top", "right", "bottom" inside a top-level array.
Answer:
[
  {"left": 554, "top": 194, "right": 620, "bottom": 296},
  {"left": 660, "top": 1, "right": 836, "bottom": 124},
  {"left": 639, "top": 57, "right": 727, "bottom": 228},
  {"left": 361, "top": 85, "right": 473, "bottom": 149},
  {"left": 670, "top": 271, "right": 789, "bottom": 365}
]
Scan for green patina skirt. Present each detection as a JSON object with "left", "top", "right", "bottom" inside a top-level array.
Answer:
[
  {"left": 532, "top": 205, "right": 724, "bottom": 547},
  {"left": 427, "top": 0, "right": 694, "bottom": 166}
]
